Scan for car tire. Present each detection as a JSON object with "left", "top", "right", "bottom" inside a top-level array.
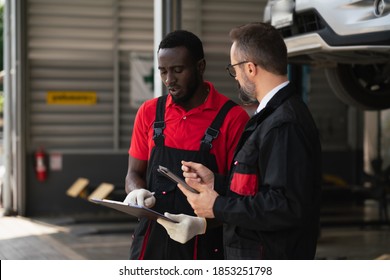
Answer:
[{"left": 324, "top": 63, "right": 390, "bottom": 111}]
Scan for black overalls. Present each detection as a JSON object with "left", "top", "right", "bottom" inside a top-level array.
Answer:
[{"left": 130, "top": 95, "right": 236, "bottom": 260}]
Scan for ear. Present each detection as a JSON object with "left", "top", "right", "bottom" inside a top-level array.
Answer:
[
  {"left": 247, "top": 62, "right": 257, "bottom": 77},
  {"left": 197, "top": 58, "right": 206, "bottom": 75}
]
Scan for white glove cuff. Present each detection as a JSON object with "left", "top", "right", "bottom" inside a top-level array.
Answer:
[{"left": 200, "top": 217, "right": 207, "bottom": 235}]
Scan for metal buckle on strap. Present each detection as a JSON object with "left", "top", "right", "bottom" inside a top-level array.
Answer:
[
  {"left": 205, "top": 127, "right": 219, "bottom": 138},
  {"left": 201, "top": 127, "right": 219, "bottom": 148},
  {"left": 153, "top": 121, "right": 165, "bottom": 139}
]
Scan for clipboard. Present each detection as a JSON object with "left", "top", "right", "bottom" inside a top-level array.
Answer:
[
  {"left": 90, "top": 198, "right": 177, "bottom": 223},
  {"left": 157, "top": 165, "right": 200, "bottom": 194}
]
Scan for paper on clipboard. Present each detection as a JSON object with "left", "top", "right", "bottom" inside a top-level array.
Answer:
[
  {"left": 157, "top": 165, "right": 200, "bottom": 194},
  {"left": 90, "top": 198, "right": 177, "bottom": 223}
]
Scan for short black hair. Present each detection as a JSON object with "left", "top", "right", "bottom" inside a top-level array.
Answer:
[{"left": 158, "top": 30, "right": 204, "bottom": 62}]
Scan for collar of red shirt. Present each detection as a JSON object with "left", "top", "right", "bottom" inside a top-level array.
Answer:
[{"left": 165, "top": 81, "right": 217, "bottom": 112}]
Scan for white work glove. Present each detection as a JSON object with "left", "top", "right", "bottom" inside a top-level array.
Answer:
[
  {"left": 123, "top": 189, "right": 156, "bottom": 208},
  {"left": 157, "top": 213, "right": 206, "bottom": 244}
]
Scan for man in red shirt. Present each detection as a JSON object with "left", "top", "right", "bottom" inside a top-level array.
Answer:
[{"left": 123, "top": 30, "right": 249, "bottom": 259}]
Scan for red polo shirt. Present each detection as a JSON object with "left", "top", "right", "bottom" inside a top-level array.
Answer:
[{"left": 129, "top": 81, "right": 249, "bottom": 174}]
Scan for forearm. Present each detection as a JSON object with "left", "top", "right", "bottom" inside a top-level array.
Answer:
[
  {"left": 125, "top": 172, "right": 147, "bottom": 194},
  {"left": 213, "top": 191, "right": 298, "bottom": 231}
]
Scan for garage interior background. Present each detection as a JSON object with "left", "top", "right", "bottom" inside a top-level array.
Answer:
[{"left": 3, "top": 0, "right": 387, "bottom": 217}]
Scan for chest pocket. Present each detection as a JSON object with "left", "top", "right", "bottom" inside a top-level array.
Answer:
[{"left": 230, "top": 149, "right": 259, "bottom": 196}]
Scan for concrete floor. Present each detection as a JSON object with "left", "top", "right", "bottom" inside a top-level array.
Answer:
[
  {"left": 1, "top": 198, "right": 389, "bottom": 260},
  {"left": 317, "top": 198, "right": 390, "bottom": 260}
]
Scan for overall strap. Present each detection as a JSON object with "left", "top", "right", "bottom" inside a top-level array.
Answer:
[
  {"left": 200, "top": 100, "right": 237, "bottom": 151},
  {"left": 153, "top": 95, "right": 168, "bottom": 146}
]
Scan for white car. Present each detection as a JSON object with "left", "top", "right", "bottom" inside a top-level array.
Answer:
[{"left": 264, "top": 0, "right": 390, "bottom": 110}]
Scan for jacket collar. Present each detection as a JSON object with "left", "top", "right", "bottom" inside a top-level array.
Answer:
[{"left": 246, "top": 82, "right": 295, "bottom": 131}]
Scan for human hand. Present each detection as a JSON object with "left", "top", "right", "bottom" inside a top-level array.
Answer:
[
  {"left": 157, "top": 213, "right": 206, "bottom": 244},
  {"left": 179, "top": 161, "right": 218, "bottom": 218},
  {"left": 123, "top": 189, "right": 156, "bottom": 208},
  {"left": 181, "top": 160, "right": 214, "bottom": 188}
]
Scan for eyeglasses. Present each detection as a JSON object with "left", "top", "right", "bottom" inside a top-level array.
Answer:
[{"left": 226, "top": 61, "right": 249, "bottom": 78}]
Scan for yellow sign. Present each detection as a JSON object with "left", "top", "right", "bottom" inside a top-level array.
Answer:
[{"left": 47, "top": 91, "right": 97, "bottom": 105}]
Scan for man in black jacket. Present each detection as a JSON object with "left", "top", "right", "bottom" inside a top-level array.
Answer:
[{"left": 157, "top": 22, "right": 322, "bottom": 260}]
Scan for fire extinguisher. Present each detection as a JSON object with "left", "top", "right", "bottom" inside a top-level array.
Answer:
[{"left": 35, "top": 148, "right": 47, "bottom": 182}]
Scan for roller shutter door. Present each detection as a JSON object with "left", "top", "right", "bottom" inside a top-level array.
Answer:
[
  {"left": 26, "top": 0, "right": 266, "bottom": 152},
  {"left": 27, "top": 0, "right": 154, "bottom": 151}
]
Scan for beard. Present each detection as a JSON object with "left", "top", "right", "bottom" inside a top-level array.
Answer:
[
  {"left": 237, "top": 75, "right": 257, "bottom": 105},
  {"left": 171, "top": 86, "right": 196, "bottom": 104},
  {"left": 171, "top": 73, "right": 200, "bottom": 105}
]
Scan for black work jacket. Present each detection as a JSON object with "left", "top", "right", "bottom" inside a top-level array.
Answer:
[{"left": 213, "top": 84, "right": 322, "bottom": 259}]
